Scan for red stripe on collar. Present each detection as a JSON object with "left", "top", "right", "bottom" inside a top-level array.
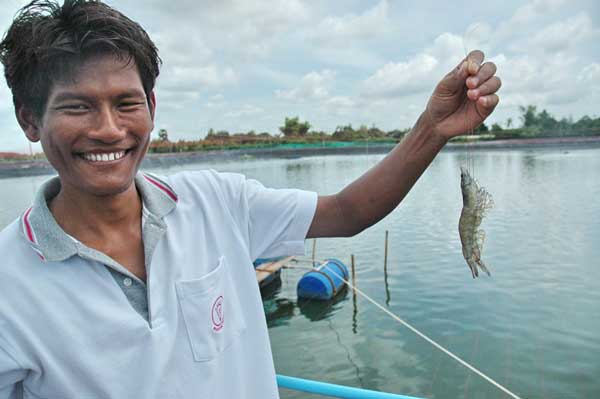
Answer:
[
  {"left": 23, "top": 207, "right": 36, "bottom": 244},
  {"left": 23, "top": 207, "right": 45, "bottom": 260},
  {"left": 143, "top": 175, "right": 178, "bottom": 202}
]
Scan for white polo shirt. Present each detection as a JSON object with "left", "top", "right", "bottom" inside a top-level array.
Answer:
[{"left": 0, "top": 170, "right": 317, "bottom": 399}]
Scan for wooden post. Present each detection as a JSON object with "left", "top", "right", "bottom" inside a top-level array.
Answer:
[
  {"left": 351, "top": 255, "right": 356, "bottom": 296},
  {"left": 384, "top": 230, "right": 389, "bottom": 273},
  {"left": 351, "top": 254, "right": 357, "bottom": 333},
  {"left": 311, "top": 239, "right": 316, "bottom": 264}
]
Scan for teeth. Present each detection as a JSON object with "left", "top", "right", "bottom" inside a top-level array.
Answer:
[{"left": 82, "top": 151, "right": 126, "bottom": 162}]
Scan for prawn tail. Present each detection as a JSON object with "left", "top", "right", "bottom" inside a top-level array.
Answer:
[{"left": 477, "top": 259, "right": 492, "bottom": 277}]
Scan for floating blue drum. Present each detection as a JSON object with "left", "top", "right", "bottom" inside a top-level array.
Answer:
[{"left": 297, "top": 258, "right": 349, "bottom": 300}]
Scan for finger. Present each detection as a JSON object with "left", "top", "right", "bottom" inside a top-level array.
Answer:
[
  {"left": 466, "top": 62, "right": 497, "bottom": 89},
  {"left": 466, "top": 50, "right": 484, "bottom": 75},
  {"left": 467, "top": 76, "right": 502, "bottom": 100},
  {"left": 476, "top": 94, "right": 499, "bottom": 111},
  {"left": 444, "top": 51, "right": 482, "bottom": 94}
]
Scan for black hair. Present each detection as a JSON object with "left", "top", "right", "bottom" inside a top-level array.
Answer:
[{"left": 0, "top": 0, "right": 161, "bottom": 119}]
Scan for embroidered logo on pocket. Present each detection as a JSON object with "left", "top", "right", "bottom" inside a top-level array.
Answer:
[{"left": 211, "top": 295, "right": 224, "bottom": 331}]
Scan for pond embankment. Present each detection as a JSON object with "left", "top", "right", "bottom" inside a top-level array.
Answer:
[{"left": 2, "top": 135, "right": 600, "bottom": 178}]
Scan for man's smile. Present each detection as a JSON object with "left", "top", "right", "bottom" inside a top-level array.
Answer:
[{"left": 78, "top": 149, "right": 130, "bottom": 163}]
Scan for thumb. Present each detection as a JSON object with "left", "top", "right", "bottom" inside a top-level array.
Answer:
[{"left": 436, "top": 60, "right": 469, "bottom": 96}]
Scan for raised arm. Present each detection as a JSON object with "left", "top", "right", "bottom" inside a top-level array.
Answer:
[{"left": 307, "top": 50, "right": 501, "bottom": 238}]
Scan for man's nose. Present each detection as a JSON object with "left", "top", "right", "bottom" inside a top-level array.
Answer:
[{"left": 88, "top": 105, "right": 126, "bottom": 143}]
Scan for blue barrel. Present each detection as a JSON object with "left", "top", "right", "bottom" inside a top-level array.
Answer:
[{"left": 297, "top": 259, "right": 349, "bottom": 300}]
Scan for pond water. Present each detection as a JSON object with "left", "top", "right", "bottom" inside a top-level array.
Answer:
[{"left": 1, "top": 146, "right": 599, "bottom": 398}]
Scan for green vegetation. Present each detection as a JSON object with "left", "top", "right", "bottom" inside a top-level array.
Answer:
[
  {"left": 146, "top": 107, "right": 599, "bottom": 153},
  {"left": 489, "top": 105, "right": 600, "bottom": 139},
  {"left": 2, "top": 107, "right": 599, "bottom": 160},
  {"left": 148, "top": 116, "right": 408, "bottom": 153}
]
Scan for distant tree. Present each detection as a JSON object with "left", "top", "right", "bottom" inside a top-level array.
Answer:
[
  {"left": 537, "top": 109, "right": 558, "bottom": 131},
  {"left": 158, "top": 128, "right": 169, "bottom": 141},
  {"left": 367, "top": 125, "right": 385, "bottom": 138},
  {"left": 279, "top": 117, "right": 311, "bottom": 136},
  {"left": 519, "top": 105, "right": 538, "bottom": 128},
  {"left": 491, "top": 123, "right": 503, "bottom": 132},
  {"left": 332, "top": 125, "right": 358, "bottom": 141},
  {"left": 474, "top": 122, "right": 489, "bottom": 134},
  {"left": 505, "top": 118, "right": 513, "bottom": 129}
]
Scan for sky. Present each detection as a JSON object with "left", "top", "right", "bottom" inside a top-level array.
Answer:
[{"left": 0, "top": 0, "right": 598, "bottom": 153}]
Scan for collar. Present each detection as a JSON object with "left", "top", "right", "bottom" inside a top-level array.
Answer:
[{"left": 20, "top": 172, "right": 178, "bottom": 262}]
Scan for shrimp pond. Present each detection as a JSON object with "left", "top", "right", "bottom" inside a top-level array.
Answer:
[{"left": 1, "top": 145, "right": 599, "bottom": 398}]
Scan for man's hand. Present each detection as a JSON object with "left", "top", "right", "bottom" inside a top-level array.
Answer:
[{"left": 425, "top": 50, "right": 501, "bottom": 140}]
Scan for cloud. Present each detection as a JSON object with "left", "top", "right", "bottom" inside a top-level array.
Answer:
[
  {"left": 360, "top": 29, "right": 477, "bottom": 100},
  {"left": 139, "top": 0, "right": 309, "bottom": 59},
  {"left": 362, "top": 54, "right": 439, "bottom": 98},
  {"left": 489, "top": 51, "right": 598, "bottom": 109},
  {"left": 204, "top": 94, "right": 226, "bottom": 109},
  {"left": 501, "top": 0, "right": 566, "bottom": 29},
  {"left": 309, "top": 1, "right": 390, "bottom": 44},
  {"left": 224, "top": 104, "right": 263, "bottom": 119},
  {"left": 275, "top": 70, "right": 336, "bottom": 102},
  {"left": 527, "top": 13, "right": 595, "bottom": 53}
]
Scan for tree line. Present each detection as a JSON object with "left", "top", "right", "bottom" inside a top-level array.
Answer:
[{"left": 148, "top": 105, "right": 600, "bottom": 153}]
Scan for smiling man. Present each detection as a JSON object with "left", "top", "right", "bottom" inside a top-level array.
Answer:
[{"left": 0, "top": 1, "right": 501, "bottom": 398}]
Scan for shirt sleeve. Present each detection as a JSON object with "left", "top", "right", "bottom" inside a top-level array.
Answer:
[
  {"left": 242, "top": 178, "right": 318, "bottom": 260},
  {"left": 0, "top": 346, "right": 25, "bottom": 399}
]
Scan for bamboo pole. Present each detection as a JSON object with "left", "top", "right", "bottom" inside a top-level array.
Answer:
[
  {"left": 384, "top": 230, "right": 389, "bottom": 273},
  {"left": 351, "top": 254, "right": 356, "bottom": 299},
  {"left": 311, "top": 239, "right": 316, "bottom": 264}
]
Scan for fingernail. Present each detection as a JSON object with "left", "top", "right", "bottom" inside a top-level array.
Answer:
[{"left": 469, "top": 61, "right": 478, "bottom": 73}]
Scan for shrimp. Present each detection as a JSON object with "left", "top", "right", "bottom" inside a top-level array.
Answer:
[{"left": 459, "top": 166, "right": 494, "bottom": 278}]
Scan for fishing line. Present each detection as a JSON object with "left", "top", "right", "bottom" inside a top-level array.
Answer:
[
  {"left": 293, "top": 257, "right": 522, "bottom": 399},
  {"left": 463, "top": 24, "right": 482, "bottom": 177}
]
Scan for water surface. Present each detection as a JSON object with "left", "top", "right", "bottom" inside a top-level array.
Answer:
[{"left": 1, "top": 147, "right": 599, "bottom": 398}]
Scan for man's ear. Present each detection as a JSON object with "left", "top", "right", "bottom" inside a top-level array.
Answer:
[
  {"left": 16, "top": 106, "right": 41, "bottom": 142},
  {"left": 148, "top": 91, "right": 156, "bottom": 121}
]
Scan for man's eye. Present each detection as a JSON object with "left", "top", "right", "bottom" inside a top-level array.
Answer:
[
  {"left": 60, "top": 104, "right": 88, "bottom": 111},
  {"left": 120, "top": 102, "right": 143, "bottom": 108}
]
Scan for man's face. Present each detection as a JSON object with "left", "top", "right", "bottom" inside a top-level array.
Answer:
[{"left": 28, "top": 54, "right": 155, "bottom": 198}]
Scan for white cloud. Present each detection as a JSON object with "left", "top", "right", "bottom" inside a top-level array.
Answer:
[
  {"left": 326, "top": 96, "right": 355, "bottom": 108},
  {"left": 141, "top": 0, "right": 310, "bottom": 59},
  {"left": 173, "top": 65, "right": 237, "bottom": 88},
  {"left": 362, "top": 54, "right": 439, "bottom": 98},
  {"left": 309, "top": 1, "right": 390, "bottom": 44},
  {"left": 527, "top": 13, "right": 594, "bottom": 53},
  {"left": 505, "top": 0, "right": 566, "bottom": 26},
  {"left": 276, "top": 70, "right": 336, "bottom": 102},
  {"left": 360, "top": 28, "right": 483, "bottom": 100},
  {"left": 224, "top": 104, "right": 263, "bottom": 119},
  {"left": 204, "top": 94, "right": 226, "bottom": 109}
]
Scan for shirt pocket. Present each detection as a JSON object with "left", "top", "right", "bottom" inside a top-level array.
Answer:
[{"left": 175, "top": 256, "right": 247, "bottom": 362}]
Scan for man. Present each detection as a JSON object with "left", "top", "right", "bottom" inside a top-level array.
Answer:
[{"left": 0, "top": 1, "right": 501, "bottom": 398}]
